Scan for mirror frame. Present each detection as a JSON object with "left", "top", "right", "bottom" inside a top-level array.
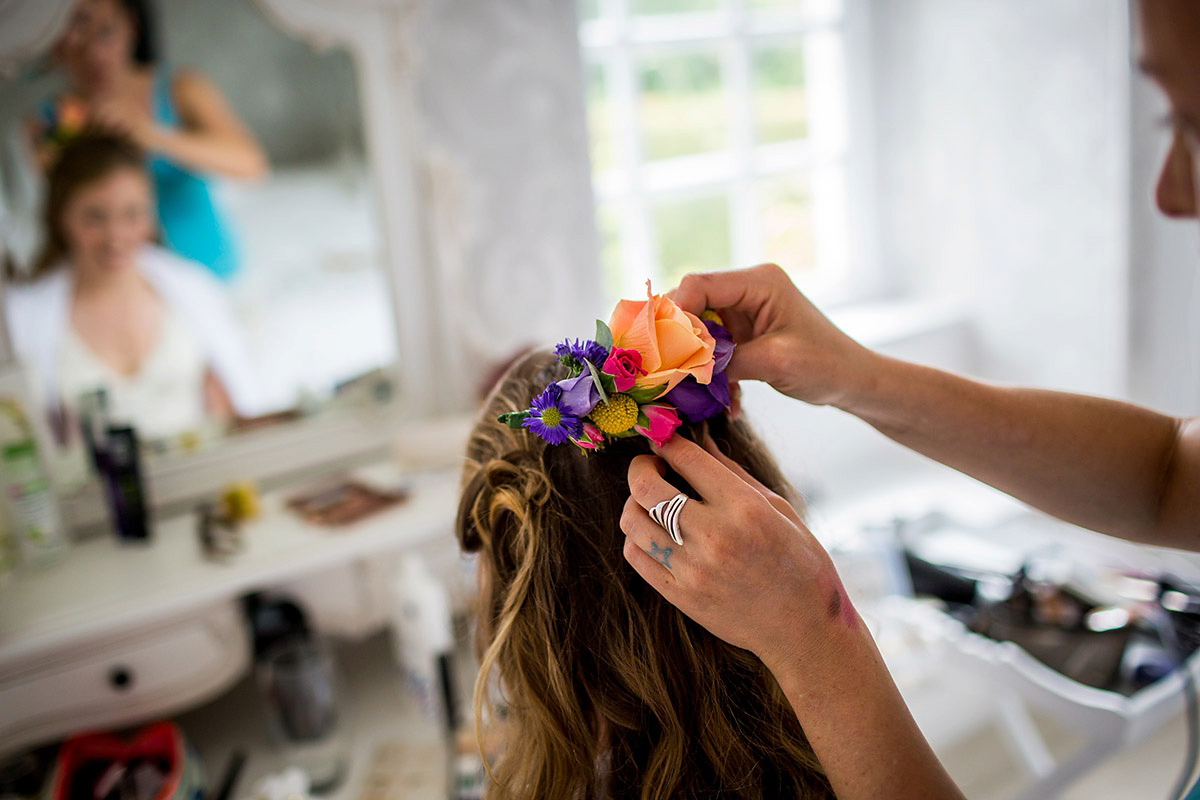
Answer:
[
  {"left": 252, "top": 0, "right": 437, "bottom": 413},
  {"left": 0, "top": 1, "right": 73, "bottom": 79},
  {"left": 0, "top": 0, "right": 445, "bottom": 525}
]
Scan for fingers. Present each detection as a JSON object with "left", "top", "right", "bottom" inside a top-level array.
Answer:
[
  {"left": 622, "top": 532, "right": 697, "bottom": 620},
  {"left": 626, "top": 454, "right": 704, "bottom": 543},
  {"left": 700, "top": 435, "right": 767, "bottom": 492},
  {"left": 673, "top": 269, "right": 754, "bottom": 317},
  {"left": 649, "top": 435, "right": 740, "bottom": 505},
  {"left": 700, "top": 436, "right": 799, "bottom": 522},
  {"left": 626, "top": 454, "right": 672, "bottom": 506},
  {"left": 623, "top": 534, "right": 678, "bottom": 587},
  {"left": 627, "top": 452, "right": 701, "bottom": 509},
  {"left": 673, "top": 263, "right": 792, "bottom": 317},
  {"left": 723, "top": 335, "right": 784, "bottom": 385},
  {"left": 621, "top": 495, "right": 683, "bottom": 573}
]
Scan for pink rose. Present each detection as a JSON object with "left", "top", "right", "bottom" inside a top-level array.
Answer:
[
  {"left": 634, "top": 404, "right": 682, "bottom": 448},
  {"left": 573, "top": 423, "right": 605, "bottom": 451},
  {"left": 602, "top": 347, "right": 647, "bottom": 392}
]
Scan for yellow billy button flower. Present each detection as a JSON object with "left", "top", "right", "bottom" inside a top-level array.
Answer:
[
  {"left": 589, "top": 394, "right": 639, "bottom": 434},
  {"left": 700, "top": 309, "right": 725, "bottom": 327}
]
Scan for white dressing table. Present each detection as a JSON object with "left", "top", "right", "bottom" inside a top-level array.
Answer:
[{"left": 0, "top": 462, "right": 464, "bottom": 758}]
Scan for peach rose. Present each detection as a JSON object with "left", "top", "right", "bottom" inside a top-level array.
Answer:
[
  {"left": 59, "top": 98, "right": 88, "bottom": 133},
  {"left": 608, "top": 281, "right": 716, "bottom": 395}
]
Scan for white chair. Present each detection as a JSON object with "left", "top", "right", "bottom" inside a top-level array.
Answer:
[{"left": 874, "top": 596, "right": 1199, "bottom": 800}]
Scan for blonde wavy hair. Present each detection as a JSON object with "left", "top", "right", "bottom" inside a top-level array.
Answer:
[{"left": 456, "top": 350, "right": 834, "bottom": 799}]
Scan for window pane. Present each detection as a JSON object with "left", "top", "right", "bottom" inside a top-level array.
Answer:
[
  {"left": 597, "top": 202, "right": 625, "bottom": 298},
  {"left": 653, "top": 192, "right": 731, "bottom": 286},
  {"left": 639, "top": 51, "right": 727, "bottom": 161},
  {"left": 752, "top": 44, "right": 808, "bottom": 144},
  {"left": 578, "top": 0, "right": 601, "bottom": 21},
  {"left": 586, "top": 62, "right": 617, "bottom": 173},
  {"left": 632, "top": 0, "right": 721, "bottom": 15},
  {"left": 747, "top": 0, "right": 842, "bottom": 16},
  {"left": 756, "top": 173, "right": 815, "bottom": 273}
]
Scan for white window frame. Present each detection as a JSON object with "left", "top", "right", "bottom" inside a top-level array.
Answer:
[{"left": 578, "top": 0, "right": 882, "bottom": 308}]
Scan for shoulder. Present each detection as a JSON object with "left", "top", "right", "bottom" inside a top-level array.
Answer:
[
  {"left": 5, "top": 271, "right": 69, "bottom": 354},
  {"left": 6, "top": 270, "right": 68, "bottom": 311},
  {"left": 170, "top": 68, "right": 225, "bottom": 108},
  {"left": 139, "top": 245, "right": 228, "bottom": 302}
]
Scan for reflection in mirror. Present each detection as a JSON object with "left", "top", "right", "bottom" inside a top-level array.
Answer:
[{"left": 0, "top": 0, "right": 397, "bottom": 458}]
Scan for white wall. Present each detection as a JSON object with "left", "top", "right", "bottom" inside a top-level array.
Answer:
[
  {"left": 740, "top": 312, "right": 979, "bottom": 505},
  {"left": 870, "top": 0, "right": 1133, "bottom": 397},
  {"left": 410, "top": 0, "right": 1189, "bottom": 501},
  {"left": 416, "top": 0, "right": 602, "bottom": 389},
  {"left": 158, "top": 0, "right": 365, "bottom": 167},
  {"left": 742, "top": 0, "right": 1200, "bottom": 504},
  {"left": 1126, "top": 73, "right": 1200, "bottom": 416}
]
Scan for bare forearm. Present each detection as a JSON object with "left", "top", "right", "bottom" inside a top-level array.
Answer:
[
  {"left": 842, "top": 354, "right": 1199, "bottom": 547},
  {"left": 146, "top": 126, "right": 267, "bottom": 181},
  {"left": 770, "top": 620, "right": 965, "bottom": 800}
]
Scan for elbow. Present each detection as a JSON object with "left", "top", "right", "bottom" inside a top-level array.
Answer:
[
  {"left": 238, "top": 147, "right": 270, "bottom": 183},
  {"left": 1149, "top": 417, "right": 1200, "bottom": 551}
]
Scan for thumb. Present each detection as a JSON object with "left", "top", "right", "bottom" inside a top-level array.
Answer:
[{"left": 725, "top": 337, "right": 780, "bottom": 386}]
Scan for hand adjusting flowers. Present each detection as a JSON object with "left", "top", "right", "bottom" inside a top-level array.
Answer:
[
  {"left": 497, "top": 281, "right": 735, "bottom": 545},
  {"left": 497, "top": 280, "right": 734, "bottom": 451}
]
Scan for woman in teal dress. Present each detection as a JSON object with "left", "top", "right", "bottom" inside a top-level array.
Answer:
[{"left": 29, "top": 0, "right": 267, "bottom": 282}]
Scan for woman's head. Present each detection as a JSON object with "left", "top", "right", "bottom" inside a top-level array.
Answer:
[
  {"left": 31, "top": 133, "right": 154, "bottom": 281},
  {"left": 54, "top": 0, "right": 157, "bottom": 91},
  {"left": 457, "top": 350, "right": 832, "bottom": 799},
  {"left": 1137, "top": 0, "right": 1200, "bottom": 225}
]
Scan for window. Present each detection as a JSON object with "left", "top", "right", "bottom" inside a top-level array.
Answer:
[{"left": 579, "top": 0, "right": 867, "bottom": 304}]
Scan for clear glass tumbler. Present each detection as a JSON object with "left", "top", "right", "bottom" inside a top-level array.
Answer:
[{"left": 256, "top": 638, "right": 348, "bottom": 794}]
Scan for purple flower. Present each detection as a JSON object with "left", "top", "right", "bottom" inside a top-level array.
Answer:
[
  {"left": 664, "top": 319, "right": 734, "bottom": 423},
  {"left": 664, "top": 371, "right": 731, "bottom": 423},
  {"left": 704, "top": 319, "right": 735, "bottom": 374},
  {"left": 555, "top": 339, "right": 609, "bottom": 372},
  {"left": 521, "top": 384, "right": 583, "bottom": 445},
  {"left": 555, "top": 373, "right": 600, "bottom": 417}
]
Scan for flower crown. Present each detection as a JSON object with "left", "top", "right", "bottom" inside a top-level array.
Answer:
[{"left": 499, "top": 282, "right": 734, "bottom": 450}]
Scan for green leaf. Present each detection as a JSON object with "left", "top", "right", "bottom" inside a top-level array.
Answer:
[
  {"left": 497, "top": 411, "right": 531, "bottom": 428},
  {"left": 558, "top": 355, "right": 584, "bottom": 378},
  {"left": 585, "top": 360, "right": 610, "bottom": 405},
  {"left": 636, "top": 411, "right": 650, "bottom": 429},
  {"left": 607, "top": 428, "right": 640, "bottom": 439},
  {"left": 595, "top": 319, "right": 614, "bottom": 351},
  {"left": 599, "top": 372, "right": 618, "bottom": 396},
  {"left": 625, "top": 384, "right": 667, "bottom": 404}
]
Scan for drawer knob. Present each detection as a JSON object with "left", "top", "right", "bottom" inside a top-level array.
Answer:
[{"left": 109, "top": 666, "right": 134, "bottom": 692}]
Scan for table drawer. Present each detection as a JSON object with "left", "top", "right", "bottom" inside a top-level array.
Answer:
[{"left": 0, "top": 601, "right": 249, "bottom": 756}]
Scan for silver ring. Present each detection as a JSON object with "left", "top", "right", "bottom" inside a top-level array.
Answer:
[{"left": 649, "top": 493, "right": 688, "bottom": 546}]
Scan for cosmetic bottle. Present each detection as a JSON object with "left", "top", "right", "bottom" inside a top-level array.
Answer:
[
  {"left": 0, "top": 399, "right": 67, "bottom": 567},
  {"left": 77, "top": 388, "right": 110, "bottom": 472},
  {"left": 388, "top": 556, "right": 458, "bottom": 733},
  {"left": 100, "top": 425, "right": 150, "bottom": 542}
]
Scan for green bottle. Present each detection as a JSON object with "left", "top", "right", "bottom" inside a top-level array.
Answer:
[{"left": 0, "top": 400, "right": 66, "bottom": 567}]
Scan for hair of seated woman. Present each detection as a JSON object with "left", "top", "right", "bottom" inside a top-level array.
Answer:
[
  {"left": 28, "top": 133, "right": 147, "bottom": 282},
  {"left": 456, "top": 350, "right": 835, "bottom": 800},
  {"left": 115, "top": 0, "right": 159, "bottom": 66}
]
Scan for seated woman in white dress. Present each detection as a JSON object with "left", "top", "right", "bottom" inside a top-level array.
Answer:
[{"left": 5, "top": 133, "right": 263, "bottom": 440}]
